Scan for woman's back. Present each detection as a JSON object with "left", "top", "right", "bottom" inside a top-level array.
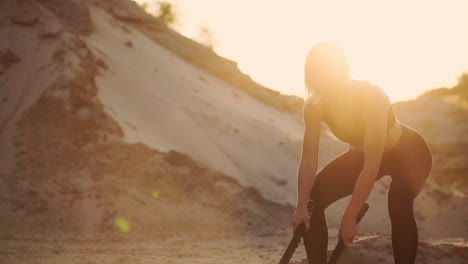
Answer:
[{"left": 318, "top": 80, "right": 397, "bottom": 147}]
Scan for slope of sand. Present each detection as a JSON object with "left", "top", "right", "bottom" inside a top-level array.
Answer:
[
  {"left": 0, "top": 0, "right": 466, "bottom": 263},
  {"left": 83, "top": 6, "right": 347, "bottom": 207},
  {"left": 0, "top": 0, "right": 291, "bottom": 240}
]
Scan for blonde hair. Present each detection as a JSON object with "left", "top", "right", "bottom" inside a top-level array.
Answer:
[{"left": 304, "top": 41, "right": 350, "bottom": 101}]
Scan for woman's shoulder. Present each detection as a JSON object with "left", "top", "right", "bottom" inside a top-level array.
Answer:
[{"left": 352, "top": 79, "right": 388, "bottom": 103}]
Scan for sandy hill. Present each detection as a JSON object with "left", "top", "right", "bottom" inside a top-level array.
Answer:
[
  {"left": 0, "top": 0, "right": 466, "bottom": 263},
  {"left": 0, "top": 0, "right": 294, "bottom": 241}
]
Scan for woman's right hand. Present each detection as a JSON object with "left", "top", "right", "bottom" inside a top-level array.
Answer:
[{"left": 291, "top": 205, "right": 311, "bottom": 233}]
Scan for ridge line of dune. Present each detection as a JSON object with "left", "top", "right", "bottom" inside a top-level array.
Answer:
[{"left": 89, "top": 0, "right": 304, "bottom": 116}]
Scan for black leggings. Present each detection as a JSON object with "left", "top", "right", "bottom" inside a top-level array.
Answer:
[{"left": 304, "top": 124, "right": 433, "bottom": 264}]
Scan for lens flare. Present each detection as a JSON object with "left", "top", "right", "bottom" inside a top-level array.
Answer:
[
  {"left": 151, "top": 190, "right": 160, "bottom": 198},
  {"left": 115, "top": 217, "right": 130, "bottom": 233}
]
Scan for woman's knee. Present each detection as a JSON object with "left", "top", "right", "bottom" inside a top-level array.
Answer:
[
  {"left": 308, "top": 180, "right": 334, "bottom": 210},
  {"left": 388, "top": 187, "right": 415, "bottom": 222},
  {"left": 308, "top": 185, "right": 326, "bottom": 211}
]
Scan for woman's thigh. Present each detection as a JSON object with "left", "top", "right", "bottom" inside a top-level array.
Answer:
[
  {"left": 309, "top": 148, "right": 390, "bottom": 209},
  {"left": 387, "top": 125, "right": 433, "bottom": 198}
]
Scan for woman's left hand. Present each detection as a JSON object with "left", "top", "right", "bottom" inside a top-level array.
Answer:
[{"left": 338, "top": 213, "right": 357, "bottom": 247}]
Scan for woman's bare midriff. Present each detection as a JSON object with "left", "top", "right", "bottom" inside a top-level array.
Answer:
[{"left": 349, "top": 119, "right": 403, "bottom": 153}]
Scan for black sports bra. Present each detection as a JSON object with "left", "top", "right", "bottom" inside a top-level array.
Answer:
[{"left": 321, "top": 81, "right": 397, "bottom": 147}]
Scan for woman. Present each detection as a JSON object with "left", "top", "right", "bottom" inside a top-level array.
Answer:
[{"left": 291, "top": 42, "right": 433, "bottom": 264}]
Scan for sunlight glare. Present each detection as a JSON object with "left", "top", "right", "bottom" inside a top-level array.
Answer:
[
  {"left": 115, "top": 217, "right": 131, "bottom": 233},
  {"left": 136, "top": 0, "right": 468, "bottom": 102}
]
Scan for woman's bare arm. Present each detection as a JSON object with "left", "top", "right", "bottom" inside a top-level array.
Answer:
[
  {"left": 345, "top": 87, "right": 388, "bottom": 219},
  {"left": 296, "top": 99, "right": 322, "bottom": 209}
]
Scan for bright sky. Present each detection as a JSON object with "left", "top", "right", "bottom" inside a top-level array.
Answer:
[{"left": 136, "top": 0, "right": 468, "bottom": 102}]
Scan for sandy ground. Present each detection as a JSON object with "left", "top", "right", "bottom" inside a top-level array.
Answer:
[
  {"left": 1, "top": 235, "right": 293, "bottom": 264},
  {"left": 1, "top": 235, "right": 466, "bottom": 264}
]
